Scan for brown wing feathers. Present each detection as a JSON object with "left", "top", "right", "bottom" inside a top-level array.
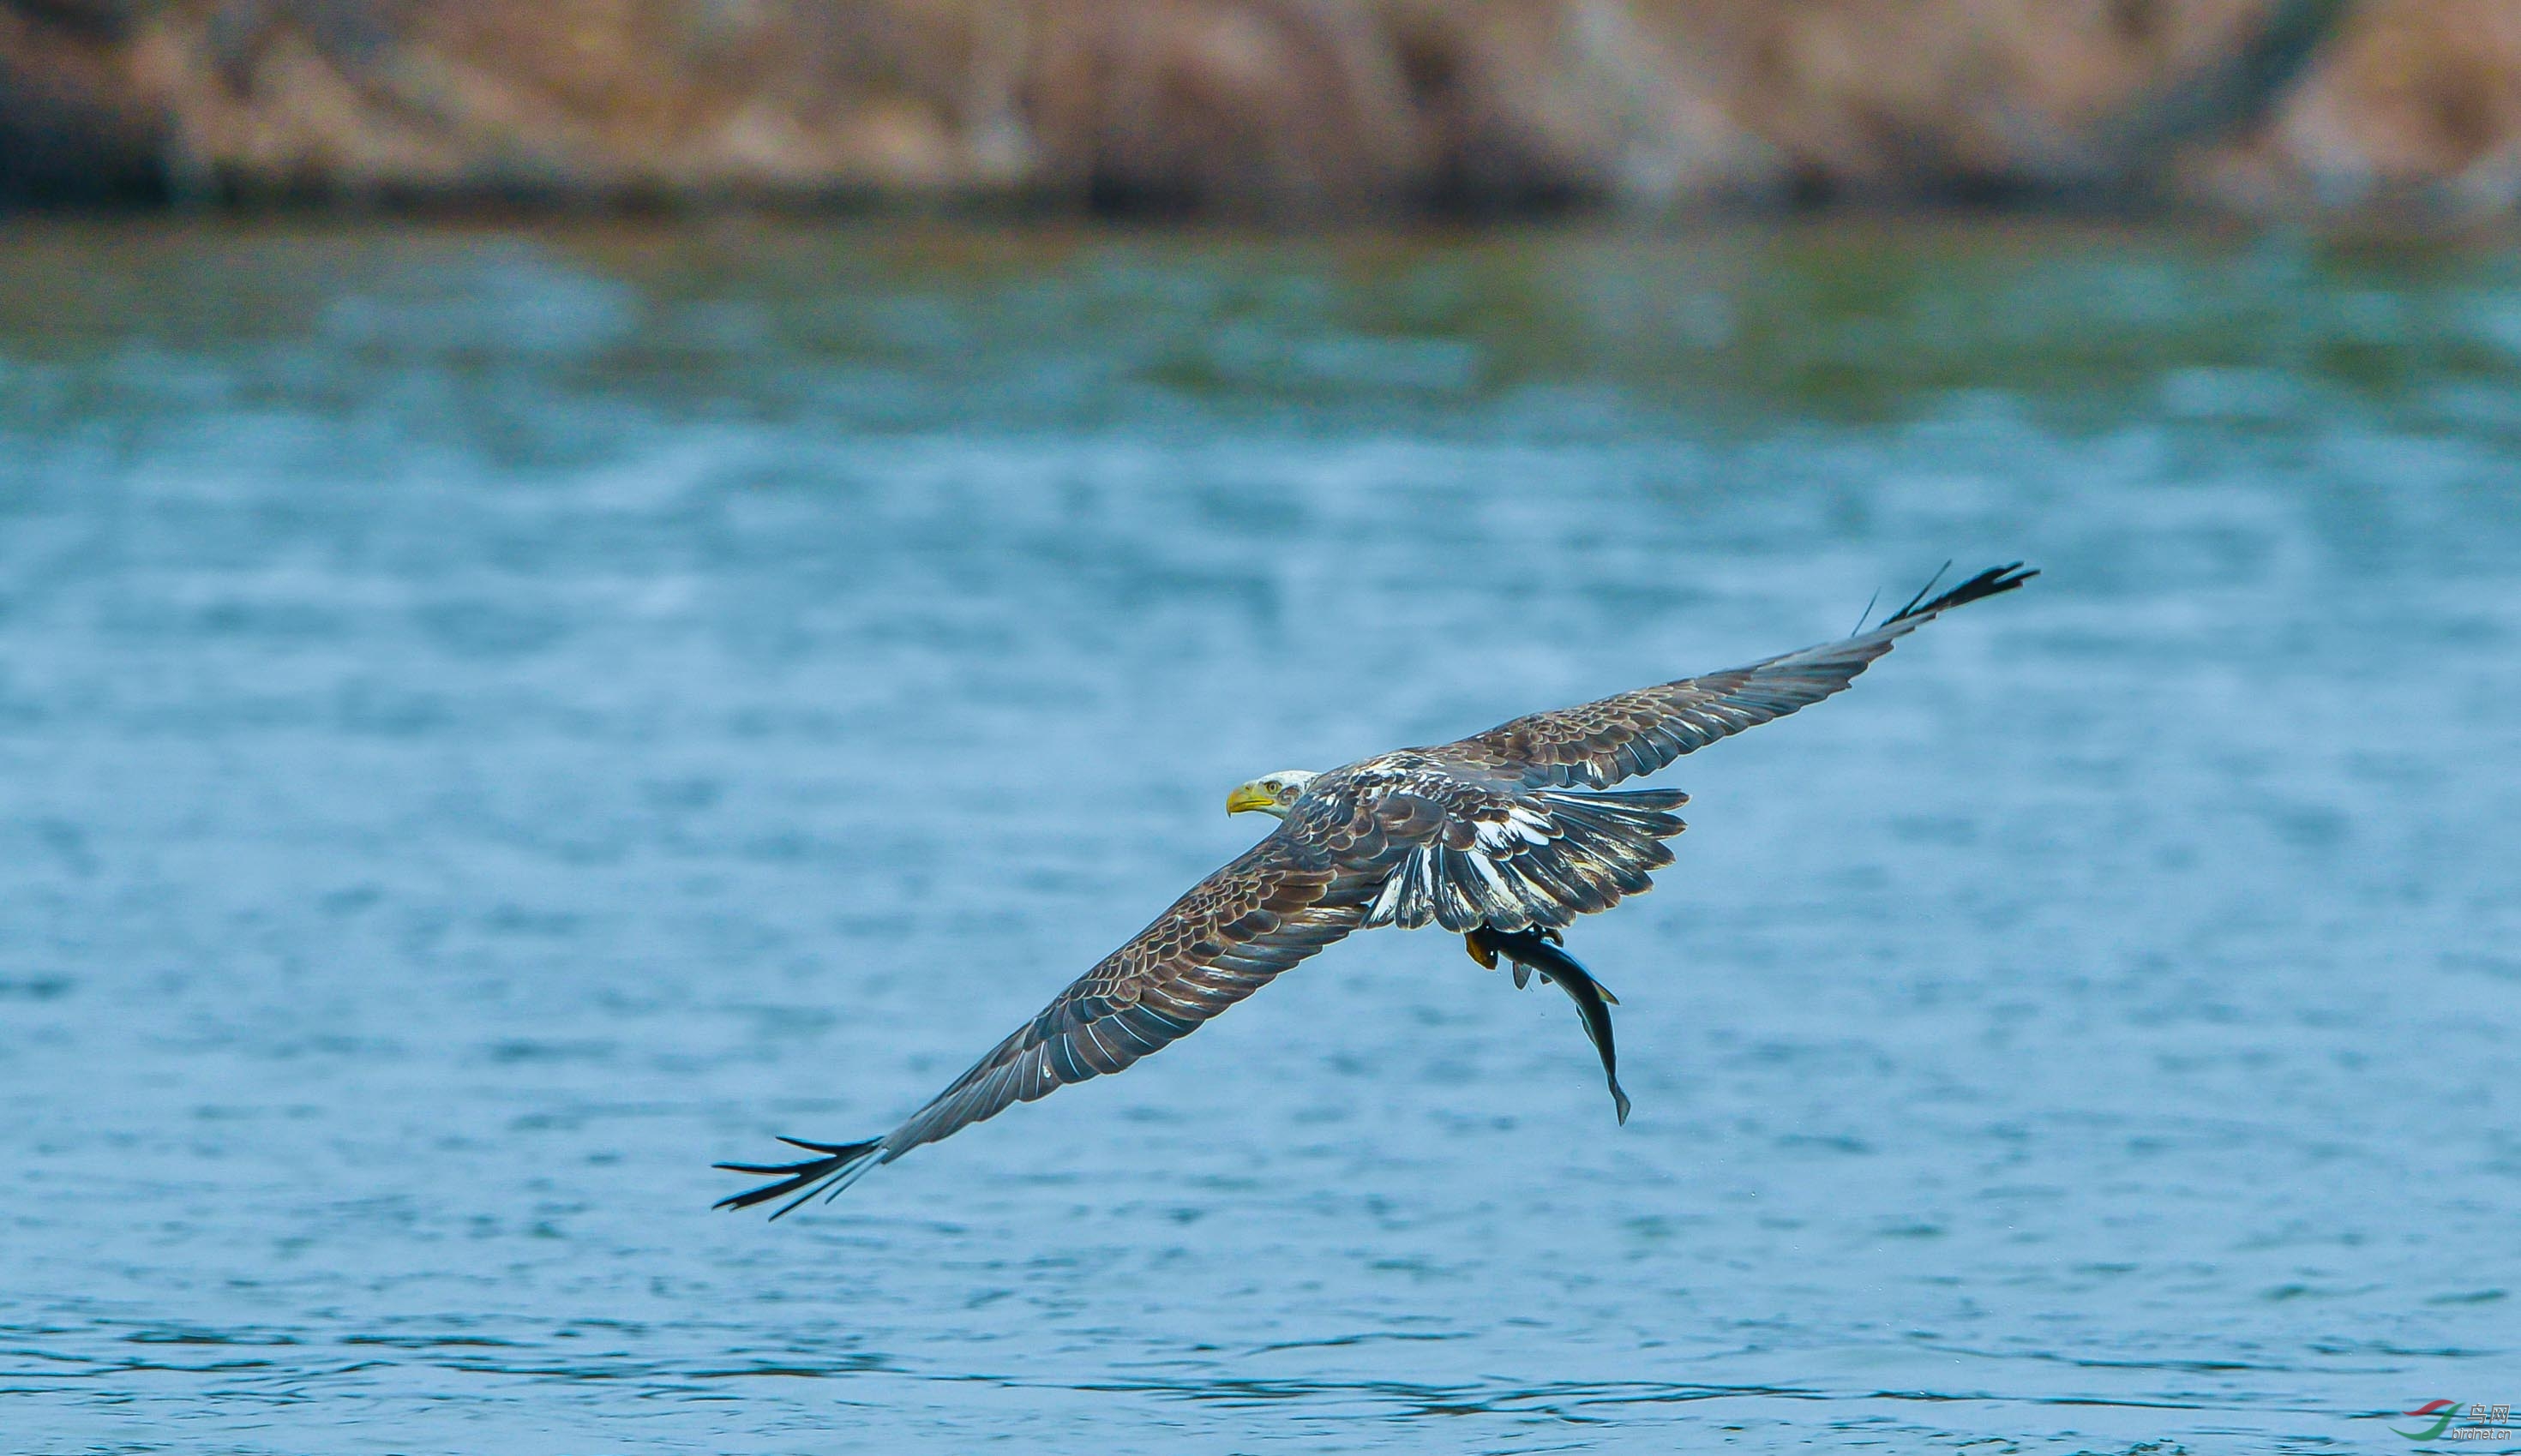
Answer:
[
  {"left": 716, "top": 833, "right": 1376, "bottom": 1217},
  {"left": 882, "top": 841, "right": 1363, "bottom": 1159},
  {"left": 1452, "top": 563, "right": 2034, "bottom": 790}
]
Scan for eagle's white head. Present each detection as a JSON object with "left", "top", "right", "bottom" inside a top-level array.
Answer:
[{"left": 1225, "top": 770, "right": 1319, "bottom": 819}]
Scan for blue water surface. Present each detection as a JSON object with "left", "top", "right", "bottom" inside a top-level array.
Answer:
[{"left": 0, "top": 219, "right": 2516, "bottom": 1453}]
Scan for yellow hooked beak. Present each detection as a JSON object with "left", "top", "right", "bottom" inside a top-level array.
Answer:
[{"left": 1225, "top": 784, "right": 1277, "bottom": 816}]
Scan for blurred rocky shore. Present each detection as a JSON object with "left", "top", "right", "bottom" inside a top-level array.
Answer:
[{"left": 4, "top": 0, "right": 2519, "bottom": 219}]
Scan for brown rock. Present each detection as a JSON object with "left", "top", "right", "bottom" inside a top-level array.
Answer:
[
  {"left": 4, "top": 0, "right": 2520, "bottom": 220},
  {"left": 2196, "top": 0, "right": 2521, "bottom": 215}
]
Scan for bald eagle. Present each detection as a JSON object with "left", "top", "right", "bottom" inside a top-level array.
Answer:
[{"left": 717, "top": 564, "right": 2034, "bottom": 1217}]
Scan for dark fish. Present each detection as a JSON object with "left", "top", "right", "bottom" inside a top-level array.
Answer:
[{"left": 1466, "top": 926, "right": 1633, "bottom": 1124}]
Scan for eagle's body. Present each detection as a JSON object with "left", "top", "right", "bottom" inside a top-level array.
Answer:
[{"left": 718, "top": 565, "right": 2034, "bottom": 1217}]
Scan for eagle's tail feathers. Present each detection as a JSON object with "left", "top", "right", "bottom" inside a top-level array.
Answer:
[{"left": 1365, "top": 787, "right": 1688, "bottom": 932}]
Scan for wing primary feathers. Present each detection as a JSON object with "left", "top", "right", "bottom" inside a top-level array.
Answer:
[
  {"left": 1888, "top": 560, "right": 1954, "bottom": 624},
  {"left": 1882, "top": 560, "right": 2035, "bottom": 626},
  {"left": 712, "top": 1136, "right": 885, "bottom": 1219}
]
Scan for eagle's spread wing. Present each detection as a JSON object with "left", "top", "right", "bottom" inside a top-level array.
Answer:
[
  {"left": 716, "top": 794, "right": 1402, "bottom": 1216},
  {"left": 1439, "top": 563, "right": 2035, "bottom": 790},
  {"left": 882, "top": 824, "right": 1376, "bottom": 1157}
]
